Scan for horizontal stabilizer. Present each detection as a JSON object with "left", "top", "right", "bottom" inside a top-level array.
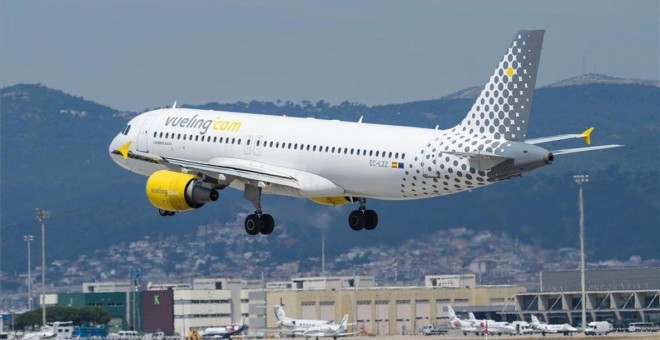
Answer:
[
  {"left": 552, "top": 144, "right": 623, "bottom": 155},
  {"left": 446, "top": 151, "right": 511, "bottom": 171},
  {"left": 527, "top": 127, "right": 594, "bottom": 145}
]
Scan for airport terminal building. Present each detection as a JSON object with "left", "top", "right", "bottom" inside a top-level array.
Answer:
[
  {"left": 54, "top": 274, "right": 523, "bottom": 336},
  {"left": 501, "top": 268, "right": 660, "bottom": 326},
  {"left": 49, "top": 269, "right": 660, "bottom": 336}
]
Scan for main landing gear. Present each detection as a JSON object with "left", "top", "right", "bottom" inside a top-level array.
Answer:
[
  {"left": 243, "top": 184, "right": 275, "bottom": 235},
  {"left": 348, "top": 198, "right": 378, "bottom": 231}
]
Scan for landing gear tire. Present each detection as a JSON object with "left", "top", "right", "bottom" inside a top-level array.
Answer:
[
  {"left": 244, "top": 214, "right": 262, "bottom": 235},
  {"left": 364, "top": 209, "right": 378, "bottom": 230},
  {"left": 260, "top": 214, "right": 275, "bottom": 235},
  {"left": 349, "top": 210, "right": 366, "bottom": 230}
]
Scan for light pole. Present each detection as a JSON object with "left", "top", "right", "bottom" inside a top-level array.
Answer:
[
  {"left": 36, "top": 208, "right": 50, "bottom": 326},
  {"left": 573, "top": 175, "right": 589, "bottom": 331},
  {"left": 24, "top": 235, "right": 34, "bottom": 310}
]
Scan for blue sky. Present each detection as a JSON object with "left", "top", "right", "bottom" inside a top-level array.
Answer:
[{"left": 1, "top": 0, "right": 658, "bottom": 111}]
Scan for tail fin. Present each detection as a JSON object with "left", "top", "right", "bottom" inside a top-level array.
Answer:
[
  {"left": 447, "top": 306, "right": 457, "bottom": 319},
  {"left": 530, "top": 315, "right": 540, "bottom": 325},
  {"left": 338, "top": 315, "right": 349, "bottom": 330},
  {"left": 456, "top": 30, "right": 544, "bottom": 141},
  {"left": 468, "top": 312, "right": 477, "bottom": 321},
  {"left": 274, "top": 305, "right": 286, "bottom": 322}
]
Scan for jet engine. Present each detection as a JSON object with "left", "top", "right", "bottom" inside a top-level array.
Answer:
[{"left": 146, "top": 170, "right": 219, "bottom": 212}]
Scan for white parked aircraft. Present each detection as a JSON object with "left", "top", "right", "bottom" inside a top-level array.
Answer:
[
  {"left": 530, "top": 315, "right": 577, "bottom": 336},
  {"left": 200, "top": 316, "right": 248, "bottom": 339},
  {"left": 447, "top": 306, "right": 480, "bottom": 335},
  {"left": 301, "top": 314, "right": 351, "bottom": 340},
  {"left": 473, "top": 318, "right": 517, "bottom": 336},
  {"left": 109, "top": 30, "right": 622, "bottom": 235},
  {"left": 273, "top": 305, "right": 332, "bottom": 335}
]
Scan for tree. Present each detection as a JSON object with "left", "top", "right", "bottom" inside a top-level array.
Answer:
[{"left": 15, "top": 306, "right": 110, "bottom": 330}]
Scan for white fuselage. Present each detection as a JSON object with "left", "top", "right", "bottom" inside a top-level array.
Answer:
[{"left": 110, "top": 108, "right": 496, "bottom": 201}]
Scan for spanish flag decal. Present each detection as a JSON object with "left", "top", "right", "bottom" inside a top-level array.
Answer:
[{"left": 391, "top": 162, "right": 404, "bottom": 169}]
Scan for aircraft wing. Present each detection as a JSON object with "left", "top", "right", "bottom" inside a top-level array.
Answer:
[
  {"left": 162, "top": 156, "right": 299, "bottom": 188},
  {"left": 161, "top": 156, "right": 346, "bottom": 196}
]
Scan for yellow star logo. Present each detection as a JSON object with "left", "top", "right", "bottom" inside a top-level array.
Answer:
[{"left": 506, "top": 66, "right": 515, "bottom": 78}]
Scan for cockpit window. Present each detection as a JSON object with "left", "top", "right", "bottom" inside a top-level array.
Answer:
[{"left": 122, "top": 125, "right": 132, "bottom": 135}]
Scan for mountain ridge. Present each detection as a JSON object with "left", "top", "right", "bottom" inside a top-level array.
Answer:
[{"left": 0, "top": 77, "right": 658, "bottom": 290}]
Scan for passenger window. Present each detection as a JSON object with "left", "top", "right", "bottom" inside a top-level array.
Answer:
[
  {"left": 238, "top": 139, "right": 242, "bottom": 145},
  {"left": 375, "top": 151, "right": 379, "bottom": 157},
  {"left": 165, "top": 133, "right": 169, "bottom": 139},
  {"left": 402, "top": 153, "right": 406, "bottom": 159},
  {"left": 213, "top": 137, "right": 217, "bottom": 143},
  {"left": 350, "top": 148, "right": 354, "bottom": 155},
  {"left": 195, "top": 135, "right": 199, "bottom": 141},
  {"left": 388, "top": 152, "right": 392, "bottom": 158},
  {"left": 232, "top": 138, "right": 236, "bottom": 144},
  {"left": 395, "top": 152, "right": 399, "bottom": 159},
  {"left": 178, "top": 134, "right": 181, "bottom": 140},
  {"left": 153, "top": 131, "right": 157, "bottom": 138}
]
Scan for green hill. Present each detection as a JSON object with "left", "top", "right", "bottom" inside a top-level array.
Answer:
[{"left": 1, "top": 79, "right": 658, "bottom": 279}]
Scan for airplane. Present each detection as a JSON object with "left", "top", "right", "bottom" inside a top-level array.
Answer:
[
  {"left": 273, "top": 305, "right": 333, "bottom": 335},
  {"left": 200, "top": 316, "right": 248, "bottom": 339},
  {"left": 447, "top": 306, "right": 480, "bottom": 336},
  {"left": 109, "top": 29, "right": 622, "bottom": 235},
  {"left": 472, "top": 317, "right": 517, "bottom": 336},
  {"left": 530, "top": 314, "right": 578, "bottom": 336},
  {"left": 464, "top": 310, "right": 516, "bottom": 336},
  {"left": 300, "top": 314, "right": 351, "bottom": 340}
]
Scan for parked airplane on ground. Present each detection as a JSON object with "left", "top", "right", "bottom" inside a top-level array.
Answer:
[
  {"left": 472, "top": 317, "right": 517, "bottom": 335},
  {"left": 273, "top": 305, "right": 332, "bottom": 335},
  {"left": 530, "top": 315, "right": 577, "bottom": 336},
  {"left": 200, "top": 317, "right": 248, "bottom": 339},
  {"left": 300, "top": 314, "right": 351, "bottom": 340},
  {"left": 447, "top": 306, "right": 480, "bottom": 335},
  {"left": 109, "top": 29, "right": 622, "bottom": 235}
]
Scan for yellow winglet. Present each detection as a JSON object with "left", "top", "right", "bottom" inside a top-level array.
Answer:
[
  {"left": 118, "top": 141, "right": 132, "bottom": 159},
  {"left": 581, "top": 127, "right": 594, "bottom": 145}
]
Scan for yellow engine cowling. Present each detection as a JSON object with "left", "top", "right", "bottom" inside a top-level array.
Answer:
[
  {"left": 146, "top": 170, "right": 219, "bottom": 212},
  {"left": 309, "top": 196, "right": 352, "bottom": 206}
]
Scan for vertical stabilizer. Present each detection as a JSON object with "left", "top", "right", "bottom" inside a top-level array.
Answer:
[
  {"left": 339, "top": 314, "right": 349, "bottom": 330},
  {"left": 274, "top": 305, "right": 286, "bottom": 322},
  {"left": 447, "top": 306, "right": 457, "bottom": 319},
  {"left": 457, "top": 30, "right": 544, "bottom": 141}
]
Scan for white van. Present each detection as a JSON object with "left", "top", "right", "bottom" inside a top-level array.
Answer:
[{"left": 584, "top": 321, "right": 612, "bottom": 335}]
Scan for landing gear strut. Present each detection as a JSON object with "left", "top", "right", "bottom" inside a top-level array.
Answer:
[
  {"left": 243, "top": 184, "right": 275, "bottom": 235},
  {"left": 348, "top": 198, "right": 378, "bottom": 231}
]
